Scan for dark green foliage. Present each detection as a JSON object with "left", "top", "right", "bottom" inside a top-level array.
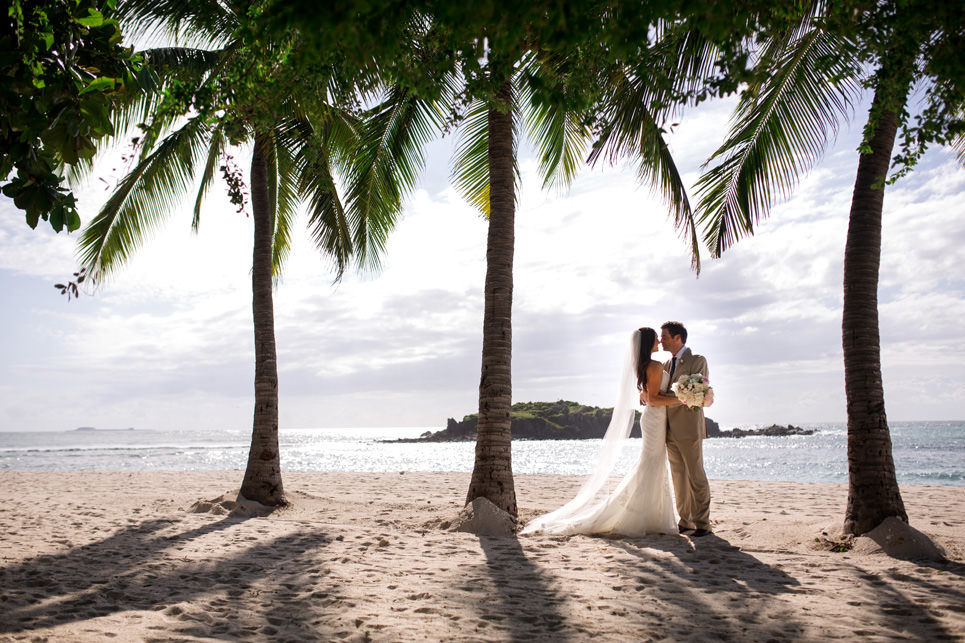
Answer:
[
  {"left": 1, "top": 0, "right": 141, "bottom": 232},
  {"left": 256, "top": 0, "right": 817, "bottom": 138},
  {"left": 824, "top": 0, "right": 964, "bottom": 177},
  {"left": 697, "top": 0, "right": 964, "bottom": 257},
  {"left": 460, "top": 400, "right": 613, "bottom": 427}
]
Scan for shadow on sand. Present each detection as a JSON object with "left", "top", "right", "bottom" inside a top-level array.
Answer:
[
  {"left": 605, "top": 531, "right": 963, "bottom": 641},
  {"left": 0, "top": 512, "right": 346, "bottom": 639},
  {"left": 599, "top": 532, "right": 806, "bottom": 640},
  {"left": 475, "top": 534, "right": 570, "bottom": 641}
]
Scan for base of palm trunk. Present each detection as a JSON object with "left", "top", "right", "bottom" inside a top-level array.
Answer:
[
  {"left": 240, "top": 471, "right": 287, "bottom": 507},
  {"left": 850, "top": 517, "right": 946, "bottom": 561}
]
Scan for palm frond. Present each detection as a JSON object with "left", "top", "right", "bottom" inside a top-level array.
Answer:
[
  {"left": 646, "top": 26, "right": 723, "bottom": 119},
  {"left": 117, "top": 0, "right": 238, "bottom": 49},
  {"left": 589, "top": 70, "right": 700, "bottom": 271},
  {"left": 141, "top": 46, "right": 225, "bottom": 77},
  {"left": 344, "top": 84, "right": 444, "bottom": 269},
  {"left": 77, "top": 116, "right": 212, "bottom": 282},
  {"left": 302, "top": 153, "right": 352, "bottom": 281},
  {"left": 265, "top": 132, "right": 279, "bottom": 243},
  {"left": 67, "top": 45, "right": 228, "bottom": 188},
  {"left": 270, "top": 129, "right": 302, "bottom": 280},
  {"left": 452, "top": 99, "right": 492, "bottom": 216},
  {"left": 695, "top": 26, "right": 862, "bottom": 257},
  {"left": 953, "top": 134, "right": 965, "bottom": 166},
  {"left": 639, "top": 110, "right": 700, "bottom": 272},
  {"left": 312, "top": 105, "right": 361, "bottom": 175},
  {"left": 452, "top": 89, "right": 521, "bottom": 218},
  {"left": 517, "top": 56, "right": 594, "bottom": 192},
  {"left": 192, "top": 125, "right": 226, "bottom": 232},
  {"left": 277, "top": 116, "right": 353, "bottom": 280}
]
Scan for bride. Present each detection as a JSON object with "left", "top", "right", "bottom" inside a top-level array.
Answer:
[{"left": 521, "top": 327, "right": 682, "bottom": 536}]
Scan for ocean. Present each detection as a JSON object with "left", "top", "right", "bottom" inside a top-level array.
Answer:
[{"left": 0, "top": 421, "right": 962, "bottom": 486}]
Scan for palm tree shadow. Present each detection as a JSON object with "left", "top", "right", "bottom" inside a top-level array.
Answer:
[
  {"left": 598, "top": 532, "right": 805, "bottom": 639},
  {"left": 822, "top": 556, "right": 965, "bottom": 640},
  {"left": 607, "top": 533, "right": 963, "bottom": 640},
  {"left": 473, "top": 535, "right": 570, "bottom": 642},
  {"left": 0, "top": 513, "right": 342, "bottom": 639}
]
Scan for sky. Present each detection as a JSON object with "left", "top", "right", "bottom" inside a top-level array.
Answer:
[{"left": 1, "top": 94, "right": 963, "bottom": 433}]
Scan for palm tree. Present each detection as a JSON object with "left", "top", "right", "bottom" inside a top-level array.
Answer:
[
  {"left": 76, "top": 1, "right": 427, "bottom": 506},
  {"left": 693, "top": 5, "right": 963, "bottom": 534},
  {"left": 450, "top": 51, "right": 602, "bottom": 516}
]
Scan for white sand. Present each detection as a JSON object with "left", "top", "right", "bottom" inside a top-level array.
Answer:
[{"left": 1, "top": 470, "right": 963, "bottom": 641}]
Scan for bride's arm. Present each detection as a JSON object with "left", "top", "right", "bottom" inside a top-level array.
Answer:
[{"left": 643, "top": 361, "right": 682, "bottom": 407}]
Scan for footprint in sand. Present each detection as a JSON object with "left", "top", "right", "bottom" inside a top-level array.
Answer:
[{"left": 406, "top": 592, "right": 433, "bottom": 600}]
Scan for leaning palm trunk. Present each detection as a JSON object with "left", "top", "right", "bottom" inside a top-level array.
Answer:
[
  {"left": 466, "top": 81, "right": 518, "bottom": 517},
  {"left": 842, "top": 72, "right": 912, "bottom": 535},
  {"left": 240, "top": 133, "right": 286, "bottom": 506}
]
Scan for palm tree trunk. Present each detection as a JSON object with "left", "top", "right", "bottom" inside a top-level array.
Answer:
[
  {"left": 466, "top": 80, "right": 518, "bottom": 517},
  {"left": 842, "top": 73, "right": 911, "bottom": 535},
  {"left": 240, "top": 132, "right": 286, "bottom": 506}
]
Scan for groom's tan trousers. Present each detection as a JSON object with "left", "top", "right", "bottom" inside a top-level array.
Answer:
[
  {"left": 666, "top": 437, "right": 711, "bottom": 531},
  {"left": 664, "top": 348, "right": 712, "bottom": 531}
]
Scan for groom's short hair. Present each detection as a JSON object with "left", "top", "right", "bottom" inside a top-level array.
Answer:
[{"left": 661, "top": 321, "right": 687, "bottom": 344}]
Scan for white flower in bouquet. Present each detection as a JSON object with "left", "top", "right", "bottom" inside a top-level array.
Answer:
[{"left": 671, "top": 373, "right": 714, "bottom": 410}]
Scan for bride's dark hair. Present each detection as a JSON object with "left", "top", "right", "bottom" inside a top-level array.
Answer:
[{"left": 635, "top": 327, "right": 657, "bottom": 391}]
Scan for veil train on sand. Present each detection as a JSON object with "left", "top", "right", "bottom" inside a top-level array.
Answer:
[{"left": 521, "top": 330, "right": 648, "bottom": 534}]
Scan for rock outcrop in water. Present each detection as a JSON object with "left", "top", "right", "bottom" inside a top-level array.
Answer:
[
  {"left": 706, "top": 423, "right": 814, "bottom": 438},
  {"left": 385, "top": 400, "right": 750, "bottom": 442},
  {"left": 386, "top": 401, "right": 813, "bottom": 443}
]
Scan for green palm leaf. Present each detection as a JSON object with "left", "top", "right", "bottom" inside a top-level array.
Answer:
[
  {"left": 589, "top": 70, "right": 700, "bottom": 271},
  {"left": 345, "top": 84, "right": 445, "bottom": 268},
  {"left": 117, "top": 0, "right": 237, "bottom": 48},
  {"left": 192, "top": 124, "right": 226, "bottom": 232},
  {"left": 66, "top": 45, "right": 228, "bottom": 187},
  {"left": 135, "top": 45, "right": 239, "bottom": 160},
  {"left": 695, "top": 26, "right": 862, "bottom": 257},
  {"left": 643, "top": 23, "right": 723, "bottom": 119},
  {"left": 141, "top": 46, "right": 226, "bottom": 80},
  {"left": 301, "top": 152, "right": 352, "bottom": 281},
  {"left": 953, "top": 134, "right": 965, "bottom": 165},
  {"left": 77, "top": 116, "right": 212, "bottom": 281},
  {"left": 452, "top": 98, "right": 492, "bottom": 215},
  {"left": 269, "top": 127, "right": 302, "bottom": 280},
  {"left": 517, "top": 55, "right": 594, "bottom": 192},
  {"left": 276, "top": 116, "right": 353, "bottom": 279},
  {"left": 452, "top": 92, "right": 521, "bottom": 218}
]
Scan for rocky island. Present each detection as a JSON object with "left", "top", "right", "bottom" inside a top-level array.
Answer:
[{"left": 386, "top": 401, "right": 814, "bottom": 442}]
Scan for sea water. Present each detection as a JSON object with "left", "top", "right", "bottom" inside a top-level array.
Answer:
[{"left": 0, "top": 421, "right": 962, "bottom": 486}]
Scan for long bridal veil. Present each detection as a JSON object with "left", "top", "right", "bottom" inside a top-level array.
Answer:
[{"left": 521, "top": 330, "right": 644, "bottom": 534}]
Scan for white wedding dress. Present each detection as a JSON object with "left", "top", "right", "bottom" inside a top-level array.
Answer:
[{"left": 521, "top": 333, "right": 677, "bottom": 536}]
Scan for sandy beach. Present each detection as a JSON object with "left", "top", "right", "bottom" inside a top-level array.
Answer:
[{"left": 1, "top": 470, "right": 962, "bottom": 641}]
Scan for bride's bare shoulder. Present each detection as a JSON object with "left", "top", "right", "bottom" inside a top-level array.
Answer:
[{"left": 646, "top": 359, "right": 664, "bottom": 372}]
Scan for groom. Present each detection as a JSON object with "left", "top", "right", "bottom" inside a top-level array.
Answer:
[{"left": 661, "top": 321, "right": 712, "bottom": 537}]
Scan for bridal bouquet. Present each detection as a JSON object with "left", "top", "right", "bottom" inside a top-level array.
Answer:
[{"left": 671, "top": 374, "right": 714, "bottom": 410}]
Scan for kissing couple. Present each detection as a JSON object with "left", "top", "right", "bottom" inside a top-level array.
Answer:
[{"left": 522, "top": 321, "right": 713, "bottom": 538}]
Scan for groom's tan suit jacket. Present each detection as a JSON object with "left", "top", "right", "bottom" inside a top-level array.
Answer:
[{"left": 665, "top": 348, "right": 709, "bottom": 440}]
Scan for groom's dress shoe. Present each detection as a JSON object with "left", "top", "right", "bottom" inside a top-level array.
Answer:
[
  {"left": 691, "top": 529, "right": 711, "bottom": 538},
  {"left": 678, "top": 526, "right": 695, "bottom": 534}
]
